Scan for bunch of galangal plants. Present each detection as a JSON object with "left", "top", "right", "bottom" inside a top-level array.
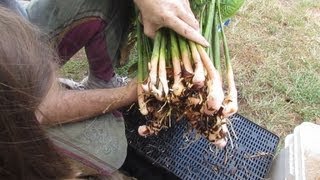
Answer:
[{"left": 135, "top": 0, "right": 244, "bottom": 148}]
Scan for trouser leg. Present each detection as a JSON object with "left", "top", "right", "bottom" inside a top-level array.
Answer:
[
  {"left": 57, "top": 18, "right": 114, "bottom": 81},
  {"left": 56, "top": 2, "right": 133, "bottom": 82}
]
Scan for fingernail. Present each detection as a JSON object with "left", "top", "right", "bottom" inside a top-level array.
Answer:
[
  {"left": 199, "top": 35, "right": 210, "bottom": 46},
  {"left": 203, "top": 38, "right": 210, "bottom": 47}
]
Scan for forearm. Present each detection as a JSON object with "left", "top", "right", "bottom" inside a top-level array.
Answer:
[{"left": 38, "top": 85, "right": 137, "bottom": 125}]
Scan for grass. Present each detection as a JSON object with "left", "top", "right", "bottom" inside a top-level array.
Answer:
[
  {"left": 59, "top": 50, "right": 88, "bottom": 81},
  {"left": 228, "top": 0, "right": 320, "bottom": 143},
  {"left": 61, "top": 0, "right": 320, "bottom": 148}
]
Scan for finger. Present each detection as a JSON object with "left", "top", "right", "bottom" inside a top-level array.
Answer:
[
  {"left": 167, "top": 17, "right": 209, "bottom": 47},
  {"left": 177, "top": 6, "right": 199, "bottom": 30},
  {"left": 143, "top": 22, "right": 160, "bottom": 39},
  {"left": 177, "top": 1, "right": 199, "bottom": 30},
  {"left": 182, "top": 0, "right": 196, "bottom": 18},
  {"left": 183, "top": 0, "right": 190, "bottom": 7},
  {"left": 182, "top": 0, "right": 196, "bottom": 19}
]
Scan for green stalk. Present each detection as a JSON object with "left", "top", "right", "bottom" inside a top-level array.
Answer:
[
  {"left": 170, "top": 31, "right": 180, "bottom": 63},
  {"left": 141, "top": 37, "right": 151, "bottom": 81},
  {"left": 209, "top": 42, "right": 213, "bottom": 60},
  {"left": 151, "top": 32, "right": 162, "bottom": 61},
  {"left": 204, "top": 0, "right": 216, "bottom": 45},
  {"left": 178, "top": 36, "right": 194, "bottom": 75},
  {"left": 158, "top": 30, "right": 169, "bottom": 97},
  {"left": 166, "top": 32, "right": 172, "bottom": 69},
  {"left": 149, "top": 31, "right": 162, "bottom": 87},
  {"left": 218, "top": 0, "right": 238, "bottom": 118},
  {"left": 199, "top": 4, "right": 207, "bottom": 34},
  {"left": 170, "top": 30, "right": 185, "bottom": 96},
  {"left": 178, "top": 36, "right": 188, "bottom": 56},
  {"left": 136, "top": 20, "right": 149, "bottom": 115},
  {"left": 217, "top": 0, "right": 231, "bottom": 70},
  {"left": 213, "top": 8, "right": 221, "bottom": 74},
  {"left": 189, "top": 41, "right": 205, "bottom": 88},
  {"left": 142, "top": 34, "right": 152, "bottom": 75},
  {"left": 137, "top": 22, "right": 144, "bottom": 83}
]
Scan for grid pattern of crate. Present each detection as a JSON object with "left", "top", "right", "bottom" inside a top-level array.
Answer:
[{"left": 125, "top": 114, "right": 279, "bottom": 180}]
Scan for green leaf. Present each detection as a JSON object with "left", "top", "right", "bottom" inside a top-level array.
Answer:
[{"left": 220, "top": 0, "right": 245, "bottom": 20}]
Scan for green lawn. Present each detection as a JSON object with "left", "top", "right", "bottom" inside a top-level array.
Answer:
[{"left": 228, "top": 0, "right": 320, "bottom": 144}]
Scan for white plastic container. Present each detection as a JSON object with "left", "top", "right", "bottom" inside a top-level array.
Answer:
[{"left": 269, "top": 122, "right": 320, "bottom": 180}]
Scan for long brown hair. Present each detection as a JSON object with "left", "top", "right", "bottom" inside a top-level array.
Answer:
[{"left": 0, "top": 6, "right": 74, "bottom": 179}]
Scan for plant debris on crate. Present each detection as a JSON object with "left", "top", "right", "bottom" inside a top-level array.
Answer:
[{"left": 132, "top": 0, "right": 245, "bottom": 148}]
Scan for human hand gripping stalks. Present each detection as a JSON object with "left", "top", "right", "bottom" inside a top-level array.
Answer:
[{"left": 136, "top": 0, "right": 244, "bottom": 148}]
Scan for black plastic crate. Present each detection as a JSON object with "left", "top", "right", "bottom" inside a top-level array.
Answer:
[{"left": 124, "top": 113, "right": 279, "bottom": 180}]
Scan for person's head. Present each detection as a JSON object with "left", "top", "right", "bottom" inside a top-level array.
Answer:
[{"left": 0, "top": 6, "right": 74, "bottom": 179}]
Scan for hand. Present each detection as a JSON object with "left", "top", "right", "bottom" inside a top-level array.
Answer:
[
  {"left": 123, "top": 78, "right": 138, "bottom": 103},
  {"left": 134, "top": 0, "right": 209, "bottom": 47}
]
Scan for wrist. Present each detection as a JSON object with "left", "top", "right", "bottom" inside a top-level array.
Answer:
[{"left": 123, "top": 83, "right": 138, "bottom": 104}]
